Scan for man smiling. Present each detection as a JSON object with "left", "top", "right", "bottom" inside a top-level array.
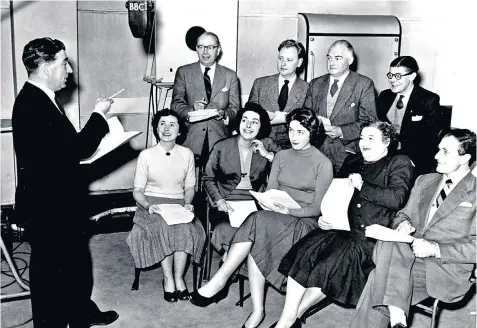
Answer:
[{"left": 248, "top": 40, "right": 309, "bottom": 148}]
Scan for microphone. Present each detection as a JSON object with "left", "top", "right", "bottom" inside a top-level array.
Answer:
[{"left": 166, "top": 152, "right": 170, "bottom": 156}]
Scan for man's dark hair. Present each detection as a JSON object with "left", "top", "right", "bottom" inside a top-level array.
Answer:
[
  {"left": 286, "top": 107, "right": 324, "bottom": 148},
  {"left": 151, "top": 109, "right": 188, "bottom": 144},
  {"left": 441, "top": 128, "right": 476, "bottom": 164},
  {"left": 390, "top": 56, "right": 419, "bottom": 74},
  {"left": 22, "top": 37, "right": 65, "bottom": 74},
  {"left": 234, "top": 102, "right": 271, "bottom": 140},
  {"left": 278, "top": 39, "right": 306, "bottom": 61}
]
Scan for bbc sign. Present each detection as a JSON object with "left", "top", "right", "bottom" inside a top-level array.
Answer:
[{"left": 128, "top": 2, "right": 147, "bottom": 11}]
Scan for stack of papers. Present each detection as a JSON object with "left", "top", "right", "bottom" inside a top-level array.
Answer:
[
  {"left": 249, "top": 189, "right": 301, "bottom": 211},
  {"left": 189, "top": 109, "right": 219, "bottom": 123},
  {"left": 318, "top": 116, "right": 332, "bottom": 130},
  {"left": 157, "top": 204, "right": 194, "bottom": 225},
  {"left": 81, "top": 117, "right": 141, "bottom": 164},
  {"left": 320, "top": 179, "right": 354, "bottom": 231},
  {"left": 226, "top": 200, "right": 258, "bottom": 227}
]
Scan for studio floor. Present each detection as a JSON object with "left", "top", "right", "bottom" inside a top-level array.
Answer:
[{"left": 1, "top": 229, "right": 475, "bottom": 328}]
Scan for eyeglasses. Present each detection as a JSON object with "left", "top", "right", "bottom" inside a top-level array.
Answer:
[
  {"left": 386, "top": 71, "right": 413, "bottom": 80},
  {"left": 196, "top": 45, "right": 219, "bottom": 51}
]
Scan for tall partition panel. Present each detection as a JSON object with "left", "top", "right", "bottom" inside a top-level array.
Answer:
[{"left": 297, "top": 14, "right": 401, "bottom": 93}]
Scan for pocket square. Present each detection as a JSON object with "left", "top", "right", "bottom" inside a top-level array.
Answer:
[
  {"left": 412, "top": 115, "right": 423, "bottom": 121},
  {"left": 459, "top": 202, "right": 473, "bottom": 208},
  {"left": 350, "top": 103, "right": 356, "bottom": 108},
  {"left": 221, "top": 87, "right": 228, "bottom": 92}
]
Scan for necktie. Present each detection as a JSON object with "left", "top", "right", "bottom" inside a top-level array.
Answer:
[
  {"left": 278, "top": 80, "right": 289, "bottom": 111},
  {"left": 396, "top": 95, "right": 405, "bottom": 110},
  {"left": 54, "top": 96, "right": 65, "bottom": 115},
  {"left": 330, "top": 79, "right": 339, "bottom": 97},
  {"left": 435, "top": 179, "right": 452, "bottom": 208},
  {"left": 203, "top": 67, "right": 212, "bottom": 102}
]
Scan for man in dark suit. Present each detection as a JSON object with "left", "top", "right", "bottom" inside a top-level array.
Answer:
[
  {"left": 12, "top": 37, "right": 118, "bottom": 328},
  {"left": 378, "top": 56, "right": 441, "bottom": 176},
  {"left": 304, "top": 40, "right": 377, "bottom": 172},
  {"left": 350, "top": 128, "right": 476, "bottom": 328},
  {"left": 248, "top": 39, "right": 309, "bottom": 148},
  {"left": 171, "top": 31, "right": 240, "bottom": 163}
]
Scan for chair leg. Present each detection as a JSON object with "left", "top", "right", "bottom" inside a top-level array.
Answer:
[
  {"left": 301, "top": 298, "right": 333, "bottom": 324},
  {"left": 193, "top": 262, "right": 198, "bottom": 292},
  {"left": 430, "top": 298, "right": 440, "bottom": 328},
  {"left": 131, "top": 267, "right": 141, "bottom": 291}
]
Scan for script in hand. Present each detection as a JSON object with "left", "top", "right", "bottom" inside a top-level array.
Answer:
[
  {"left": 249, "top": 189, "right": 301, "bottom": 211},
  {"left": 226, "top": 200, "right": 258, "bottom": 227},
  {"left": 365, "top": 224, "right": 415, "bottom": 243},
  {"left": 320, "top": 178, "right": 354, "bottom": 231},
  {"left": 80, "top": 116, "right": 141, "bottom": 164},
  {"left": 157, "top": 204, "right": 194, "bottom": 225},
  {"left": 188, "top": 109, "right": 219, "bottom": 123}
]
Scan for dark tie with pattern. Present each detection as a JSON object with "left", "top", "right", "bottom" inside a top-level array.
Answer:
[
  {"left": 435, "top": 179, "right": 452, "bottom": 208},
  {"left": 278, "top": 80, "right": 289, "bottom": 111},
  {"left": 396, "top": 95, "right": 405, "bottom": 110},
  {"left": 330, "top": 79, "right": 339, "bottom": 97},
  {"left": 203, "top": 67, "right": 212, "bottom": 102},
  {"left": 54, "top": 96, "right": 66, "bottom": 115}
]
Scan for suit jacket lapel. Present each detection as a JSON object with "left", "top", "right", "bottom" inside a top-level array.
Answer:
[
  {"left": 267, "top": 74, "right": 280, "bottom": 111},
  {"left": 381, "top": 91, "right": 396, "bottom": 120},
  {"left": 250, "top": 150, "right": 266, "bottom": 176},
  {"left": 317, "top": 77, "right": 329, "bottom": 117},
  {"left": 225, "top": 138, "right": 241, "bottom": 174},
  {"left": 285, "top": 78, "right": 302, "bottom": 112},
  {"left": 191, "top": 62, "right": 207, "bottom": 100},
  {"left": 400, "top": 87, "right": 419, "bottom": 135},
  {"left": 418, "top": 176, "right": 441, "bottom": 232},
  {"left": 210, "top": 65, "right": 225, "bottom": 101},
  {"left": 424, "top": 172, "right": 475, "bottom": 233},
  {"left": 330, "top": 72, "right": 355, "bottom": 120}
]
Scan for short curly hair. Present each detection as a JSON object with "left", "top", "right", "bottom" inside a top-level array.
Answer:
[
  {"left": 362, "top": 121, "right": 399, "bottom": 153},
  {"left": 233, "top": 102, "right": 272, "bottom": 140},
  {"left": 151, "top": 109, "right": 188, "bottom": 144},
  {"left": 22, "top": 37, "right": 65, "bottom": 74},
  {"left": 285, "top": 108, "right": 324, "bottom": 147}
]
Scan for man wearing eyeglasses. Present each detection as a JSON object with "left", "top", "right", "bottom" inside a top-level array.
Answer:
[
  {"left": 304, "top": 40, "right": 377, "bottom": 173},
  {"left": 171, "top": 31, "right": 240, "bottom": 163},
  {"left": 377, "top": 56, "right": 441, "bottom": 176}
]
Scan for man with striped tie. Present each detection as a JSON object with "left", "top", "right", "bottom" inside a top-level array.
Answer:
[
  {"left": 348, "top": 128, "right": 476, "bottom": 328},
  {"left": 171, "top": 31, "right": 240, "bottom": 163}
]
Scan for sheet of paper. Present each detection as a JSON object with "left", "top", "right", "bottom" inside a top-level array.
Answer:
[
  {"left": 365, "top": 224, "right": 415, "bottom": 243},
  {"left": 250, "top": 189, "right": 301, "bottom": 211},
  {"left": 270, "top": 111, "right": 287, "bottom": 125},
  {"left": 157, "top": 204, "right": 194, "bottom": 225},
  {"left": 318, "top": 116, "right": 332, "bottom": 130},
  {"left": 188, "top": 109, "right": 219, "bottom": 123},
  {"left": 80, "top": 116, "right": 142, "bottom": 164},
  {"left": 226, "top": 200, "right": 258, "bottom": 228},
  {"left": 320, "top": 178, "right": 354, "bottom": 231}
]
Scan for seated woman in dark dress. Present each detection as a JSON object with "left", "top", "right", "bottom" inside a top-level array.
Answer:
[
  {"left": 204, "top": 102, "right": 281, "bottom": 258},
  {"left": 190, "top": 108, "right": 333, "bottom": 328},
  {"left": 271, "top": 121, "right": 415, "bottom": 328}
]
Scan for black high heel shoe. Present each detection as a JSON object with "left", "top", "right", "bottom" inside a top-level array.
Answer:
[
  {"left": 241, "top": 313, "right": 265, "bottom": 328},
  {"left": 162, "top": 281, "right": 178, "bottom": 303},
  {"left": 189, "top": 290, "right": 218, "bottom": 307},
  {"left": 268, "top": 318, "right": 301, "bottom": 328},
  {"left": 175, "top": 288, "right": 190, "bottom": 301}
]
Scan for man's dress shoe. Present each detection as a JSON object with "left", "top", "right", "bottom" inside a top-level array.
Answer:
[
  {"left": 89, "top": 310, "right": 119, "bottom": 327},
  {"left": 391, "top": 324, "right": 407, "bottom": 328}
]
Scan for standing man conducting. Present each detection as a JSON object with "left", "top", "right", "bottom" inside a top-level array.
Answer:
[
  {"left": 304, "top": 40, "right": 377, "bottom": 172},
  {"left": 248, "top": 39, "right": 309, "bottom": 149},
  {"left": 12, "top": 37, "right": 118, "bottom": 328},
  {"left": 350, "top": 128, "right": 476, "bottom": 328},
  {"left": 171, "top": 31, "right": 240, "bottom": 164}
]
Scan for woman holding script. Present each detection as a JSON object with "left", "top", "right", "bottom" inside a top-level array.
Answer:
[
  {"left": 126, "top": 110, "right": 205, "bottom": 302},
  {"left": 270, "top": 121, "right": 414, "bottom": 328},
  {"left": 204, "top": 102, "right": 281, "bottom": 258},
  {"left": 191, "top": 108, "right": 333, "bottom": 328}
]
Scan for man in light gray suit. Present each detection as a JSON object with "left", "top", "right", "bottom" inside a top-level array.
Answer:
[
  {"left": 304, "top": 40, "right": 377, "bottom": 172},
  {"left": 248, "top": 40, "right": 309, "bottom": 149},
  {"left": 171, "top": 31, "right": 240, "bottom": 163},
  {"left": 351, "top": 128, "right": 476, "bottom": 328}
]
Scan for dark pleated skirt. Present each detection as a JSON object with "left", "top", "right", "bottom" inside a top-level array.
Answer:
[
  {"left": 278, "top": 229, "right": 375, "bottom": 306},
  {"left": 126, "top": 196, "right": 206, "bottom": 268},
  {"left": 231, "top": 210, "right": 319, "bottom": 291}
]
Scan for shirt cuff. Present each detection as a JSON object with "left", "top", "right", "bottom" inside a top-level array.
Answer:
[{"left": 432, "top": 242, "right": 441, "bottom": 258}]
